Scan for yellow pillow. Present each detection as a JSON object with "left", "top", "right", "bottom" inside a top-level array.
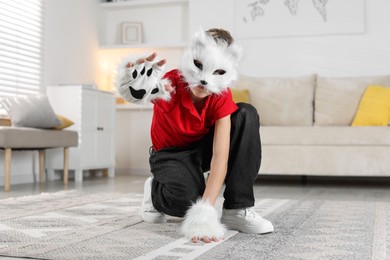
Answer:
[
  {"left": 0, "top": 117, "right": 11, "bottom": 126},
  {"left": 352, "top": 85, "right": 390, "bottom": 126},
  {"left": 230, "top": 88, "right": 250, "bottom": 103},
  {"left": 54, "top": 114, "right": 74, "bottom": 130}
]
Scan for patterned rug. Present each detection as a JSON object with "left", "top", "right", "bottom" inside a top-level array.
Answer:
[{"left": 0, "top": 191, "right": 389, "bottom": 260}]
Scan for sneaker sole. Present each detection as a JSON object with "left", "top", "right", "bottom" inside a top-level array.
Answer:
[{"left": 141, "top": 211, "right": 167, "bottom": 223}]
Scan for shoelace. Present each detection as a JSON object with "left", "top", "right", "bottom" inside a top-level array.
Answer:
[
  {"left": 143, "top": 205, "right": 160, "bottom": 213},
  {"left": 244, "top": 207, "right": 260, "bottom": 219}
]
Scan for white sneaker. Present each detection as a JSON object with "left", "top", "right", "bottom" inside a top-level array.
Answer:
[
  {"left": 140, "top": 176, "right": 167, "bottom": 223},
  {"left": 221, "top": 207, "right": 274, "bottom": 234}
]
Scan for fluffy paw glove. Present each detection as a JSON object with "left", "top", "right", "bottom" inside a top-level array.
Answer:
[
  {"left": 180, "top": 200, "right": 226, "bottom": 240},
  {"left": 116, "top": 55, "right": 171, "bottom": 104}
]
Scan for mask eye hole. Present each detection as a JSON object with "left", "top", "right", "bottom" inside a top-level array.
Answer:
[
  {"left": 193, "top": 60, "right": 203, "bottom": 71},
  {"left": 213, "top": 69, "right": 226, "bottom": 75}
]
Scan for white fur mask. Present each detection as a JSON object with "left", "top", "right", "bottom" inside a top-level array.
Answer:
[{"left": 180, "top": 30, "right": 242, "bottom": 95}]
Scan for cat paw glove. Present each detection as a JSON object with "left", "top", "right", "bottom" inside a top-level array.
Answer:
[
  {"left": 180, "top": 200, "right": 226, "bottom": 240},
  {"left": 116, "top": 55, "right": 171, "bottom": 104}
]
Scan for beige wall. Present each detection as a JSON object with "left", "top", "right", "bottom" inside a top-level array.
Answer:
[
  {"left": 190, "top": 0, "right": 390, "bottom": 77},
  {"left": 115, "top": 109, "right": 153, "bottom": 175},
  {"left": 43, "top": 0, "right": 101, "bottom": 87}
]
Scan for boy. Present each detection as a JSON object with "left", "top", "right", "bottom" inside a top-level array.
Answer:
[{"left": 117, "top": 28, "right": 274, "bottom": 243}]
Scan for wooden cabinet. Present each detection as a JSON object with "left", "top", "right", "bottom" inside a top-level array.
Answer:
[{"left": 46, "top": 85, "right": 115, "bottom": 182}]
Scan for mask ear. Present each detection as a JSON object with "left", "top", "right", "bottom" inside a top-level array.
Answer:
[
  {"left": 190, "top": 29, "right": 208, "bottom": 49},
  {"left": 227, "top": 43, "right": 243, "bottom": 63}
]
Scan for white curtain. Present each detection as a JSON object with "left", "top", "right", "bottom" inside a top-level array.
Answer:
[{"left": 0, "top": 0, "right": 44, "bottom": 98}]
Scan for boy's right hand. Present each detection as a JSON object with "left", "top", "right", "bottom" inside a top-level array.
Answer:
[
  {"left": 116, "top": 52, "right": 172, "bottom": 104},
  {"left": 126, "top": 52, "right": 164, "bottom": 68},
  {"left": 127, "top": 53, "right": 173, "bottom": 93}
]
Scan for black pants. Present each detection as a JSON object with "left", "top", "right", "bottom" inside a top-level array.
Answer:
[{"left": 149, "top": 103, "right": 261, "bottom": 217}]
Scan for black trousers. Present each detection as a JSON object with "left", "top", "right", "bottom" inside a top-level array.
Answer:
[{"left": 149, "top": 103, "right": 261, "bottom": 217}]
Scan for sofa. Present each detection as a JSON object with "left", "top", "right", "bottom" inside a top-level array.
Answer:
[{"left": 234, "top": 74, "right": 390, "bottom": 177}]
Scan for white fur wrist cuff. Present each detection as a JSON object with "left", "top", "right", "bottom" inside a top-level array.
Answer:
[{"left": 180, "top": 200, "right": 226, "bottom": 239}]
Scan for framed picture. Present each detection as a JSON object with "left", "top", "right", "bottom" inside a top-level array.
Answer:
[{"left": 121, "top": 22, "right": 143, "bottom": 44}]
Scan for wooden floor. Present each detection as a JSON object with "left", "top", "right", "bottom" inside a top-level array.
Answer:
[{"left": 2, "top": 173, "right": 390, "bottom": 202}]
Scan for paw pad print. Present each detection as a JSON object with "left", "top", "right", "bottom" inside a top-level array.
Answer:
[{"left": 118, "top": 60, "right": 169, "bottom": 104}]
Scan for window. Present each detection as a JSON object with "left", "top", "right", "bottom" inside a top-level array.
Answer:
[{"left": 0, "top": 0, "right": 45, "bottom": 98}]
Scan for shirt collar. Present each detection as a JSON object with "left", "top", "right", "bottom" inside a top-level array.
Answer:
[{"left": 182, "top": 86, "right": 211, "bottom": 119}]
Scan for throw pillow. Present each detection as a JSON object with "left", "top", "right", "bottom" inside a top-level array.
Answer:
[
  {"left": 352, "top": 85, "right": 390, "bottom": 126},
  {"left": 0, "top": 114, "right": 73, "bottom": 129},
  {"left": 235, "top": 75, "right": 316, "bottom": 126},
  {"left": 230, "top": 88, "right": 250, "bottom": 103},
  {"left": 0, "top": 117, "right": 11, "bottom": 126},
  {"left": 0, "top": 95, "right": 61, "bottom": 128},
  {"left": 315, "top": 75, "right": 390, "bottom": 126},
  {"left": 55, "top": 114, "right": 74, "bottom": 130}
]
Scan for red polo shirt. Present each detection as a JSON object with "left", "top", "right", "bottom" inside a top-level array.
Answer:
[{"left": 151, "top": 69, "right": 238, "bottom": 151}]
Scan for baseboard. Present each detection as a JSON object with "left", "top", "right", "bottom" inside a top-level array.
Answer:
[
  {"left": 115, "top": 167, "right": 150, "bottom": 176},
  {"left": 0, "top": 173, "right": 36, "bottom": 186}
]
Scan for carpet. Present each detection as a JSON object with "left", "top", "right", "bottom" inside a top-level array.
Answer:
[{"left": 0, "top": 191, "right": 389, "bottom": 260}]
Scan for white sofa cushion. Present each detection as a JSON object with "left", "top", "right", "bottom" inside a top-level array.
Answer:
[
  {"left": 261, "top": 126, "right": 390, "bottom": 145},
  {"left": 315, "top": 75, "right": 390, "bottom": 126},
  {"left": 261, "top": 145, "right": 390, "bottom": 176},
  {"left": 236, "top": 75, "right": 316, "bottom": 126}
]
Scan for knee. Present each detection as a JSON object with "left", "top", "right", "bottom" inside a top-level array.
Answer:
[{"left": 235, "top": 103, "right": 260, "bottom": 125}]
